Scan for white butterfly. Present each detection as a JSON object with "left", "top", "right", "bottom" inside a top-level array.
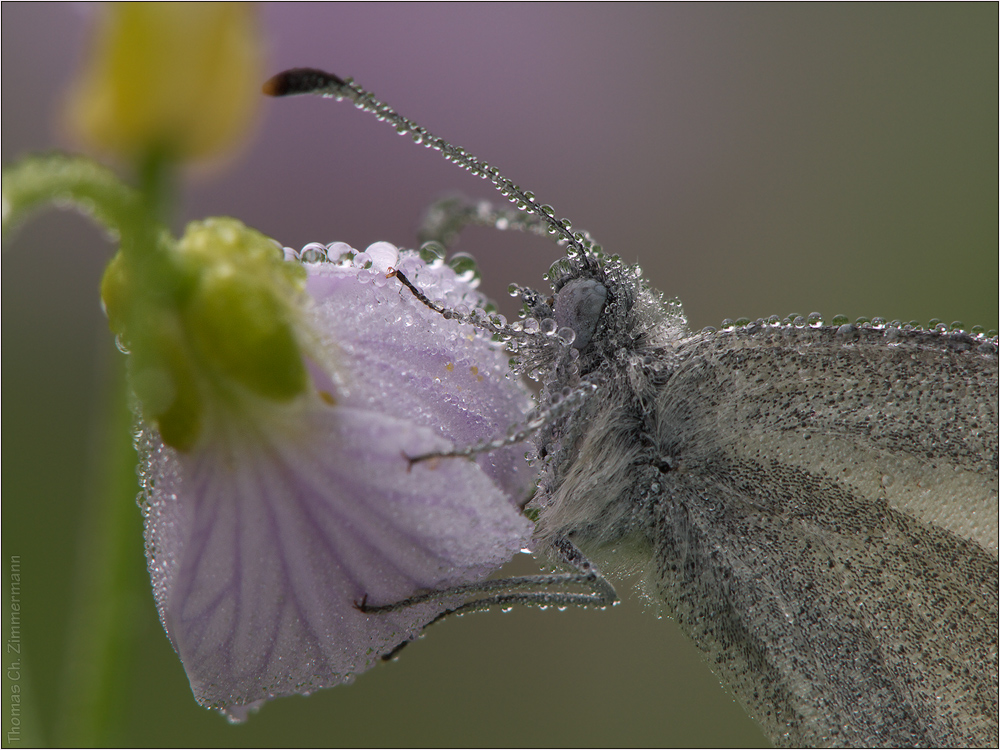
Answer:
[{"left": 268, "top": 68, "right": 998, "bottom": 747}]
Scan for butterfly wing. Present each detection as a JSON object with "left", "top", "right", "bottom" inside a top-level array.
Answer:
[{"left": 649, "top": 325, "right": 998, "bottom": 747}]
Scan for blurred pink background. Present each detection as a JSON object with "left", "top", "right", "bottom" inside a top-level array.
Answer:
[{"left": 3, "top": 4, "right": 996, "bottom": 746}]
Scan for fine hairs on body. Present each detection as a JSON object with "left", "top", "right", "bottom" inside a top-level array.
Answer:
[{"left": 266, "top": 68, "right": 998, "bottom": 747}]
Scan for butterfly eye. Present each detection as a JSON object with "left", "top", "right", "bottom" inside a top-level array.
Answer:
[{"left": 553, "top": 278, "right": 608, "bottom": 350}]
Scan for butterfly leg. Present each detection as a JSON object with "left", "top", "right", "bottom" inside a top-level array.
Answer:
[
  {"left": 418, "top": 196, "right": 600, "bottom": 253},
  {"left": 357, "top": 536, "right": 618, "bottom": 660}
]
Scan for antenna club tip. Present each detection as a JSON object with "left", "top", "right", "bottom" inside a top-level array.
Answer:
[
  {"left": 262, "top": 68, "right": 346, "bottom": 97},
  {"left": 261, "top": 74, "right": 288, "bottom": 97}
]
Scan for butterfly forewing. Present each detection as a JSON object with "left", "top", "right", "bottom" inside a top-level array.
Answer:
[{"left": 644, "top": 325, "right": 998, "bottom": 746}]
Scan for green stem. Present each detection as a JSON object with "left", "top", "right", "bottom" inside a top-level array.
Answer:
[
  {"left": 1, "top": 154, "right": 177, "bottom": 290},
  {"left": 55, "top": 347, "right": 145, "bottom": 747},
  {"left": 136, "top": 146, "right": 178, "bottom": 225},
  {"left": 3, "top": 152, "right": 179, "bottom": 744},
  {"left": 2, "top": 154, "right": 145, "bottom": 243}
]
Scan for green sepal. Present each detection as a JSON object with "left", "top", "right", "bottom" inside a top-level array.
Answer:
[{"left": 178, "top": 218, "right": 308, "bottom": 403}]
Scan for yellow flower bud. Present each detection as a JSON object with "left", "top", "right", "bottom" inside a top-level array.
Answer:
[{"left": 66, "top": 3, "right": 262, "bottom": 162}]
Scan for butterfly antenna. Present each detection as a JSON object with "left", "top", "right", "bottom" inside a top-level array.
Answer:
[{"left": 264, "top": 68, "right": 599, "bottom": 268}]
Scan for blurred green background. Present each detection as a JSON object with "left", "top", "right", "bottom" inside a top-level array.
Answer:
[{"left": 3, "top": 4, "right": 996, "bottom": 747}]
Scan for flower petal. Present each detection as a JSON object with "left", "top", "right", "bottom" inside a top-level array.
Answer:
[
  {"left": 138, "top": 245, "right": 537, "bottom": 717},
  {"left": 305, "top": 249, "right": 536, "bottom": 500},
  {"left": 141, "top": 405, "right": 532, "bottom": 713}
]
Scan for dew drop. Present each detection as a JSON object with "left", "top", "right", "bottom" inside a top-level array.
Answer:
[
  {"left": 364, "top": 242, "right": 399, "bottom": 273},
  {"left": 418, "top": 241, "right": 446, "bottom": 264},
  {"left": 300, "top": 242, "right": 327, "bottom": 263},
  {"left": 448, "top": 253, "right": 482, "bottom": 287},
  {"left": 836, "top": 323, "right": 857, "bottom": 339},
  {"left": 326, "top": 241, "right": 355, "bottom": 265}
]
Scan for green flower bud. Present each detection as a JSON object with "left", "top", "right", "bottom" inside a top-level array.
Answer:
[
  {"left": 101, "top": 217, "right": 310, "bottom": 451},
  {"left": 180, "top": 218, "right": 308, "bottom": 402}
]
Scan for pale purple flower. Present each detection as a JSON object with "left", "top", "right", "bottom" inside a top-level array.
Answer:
[{"left": 138, "top": 241, "right": 535, "bottom": 720}]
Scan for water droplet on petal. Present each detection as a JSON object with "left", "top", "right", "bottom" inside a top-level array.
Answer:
[
  {"left": 300, "top": 242, "right": 327, "bottom": 263},
  {"left": 448, "top": 253, "right": 482, "bottom": 287},
  {"left": 419, "top": 241, "right": 446, "bottom": 264},
  {"left": 364, "top": 242, "right": 399, "bottom": 273}
]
